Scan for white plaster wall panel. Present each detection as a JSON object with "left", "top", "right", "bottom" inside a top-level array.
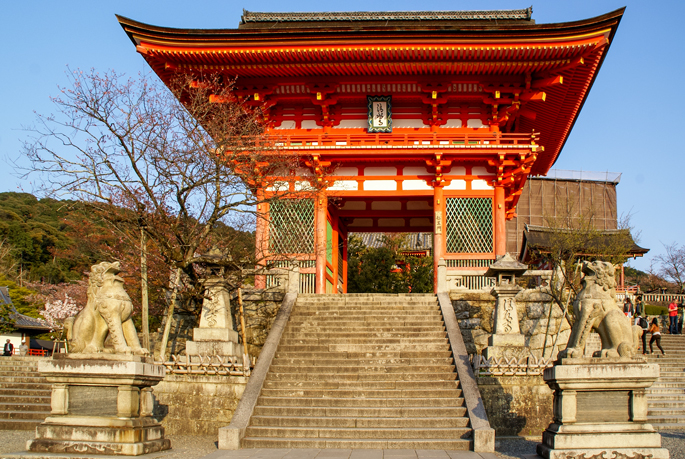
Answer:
[
  {"left": 349, "top": 218, "right": 373, "bottom": 227},
  {"left": 444, "top": 180, "right": 467, "bottom": 190},
  {"left": 274, "top": 120, "right": 297, "bottom": 129},
  {"left": 472, "top": 179, "right": 494, "bottom": 190},
  {"left": 327, "top": 180, "right": 358, "bottom": 191},
  {"left": 333, "top": 167, "right": 359, "bottom": 177},
  {"left": 378, "top": 218, "right": 405, "bottom": 227},
  {"left": 443, "top": 119, "right": 463, "bottom": 128},
  {"left": 472, "top": 167, "right": 494, "bottom": 176},
  {"left": 407, "top": 201, "right": 432, "bottom": 210},
  {"left": 364, "top": 167, "right": 397, "bottom": 176},
  {"left": 363, "top": 180, "right": 397, "bottom": 191},
  {"left": 402, "top": 180, "right": 432, "bottom": 191},
  {"left": 410, "top": 218, "right": 432, "bottom": 227},
  {"left": 294, "top": 181, "right": 314, "bottom": 191},
  {"left": 266, "top": 181, "right": 289, "bottom": 192},
  {"left": 334, "top": 120, "right": 367, "bottom": 129},
  {"left": 467, "top": 119, "right": 485, "bottom": 128},
  {"left": 403, "top": 167, "right": 430, "bottom": 176},
  {"left": 392, "top": 119, "right": 429, "bottom": 128},
  {"left": 341, "top": 201, "right": 366, "bottom": 211},
  {"left": 300, "top": 120, "right": 323, "bottom": 129},
  {"left": 448, "top": 166, "right": 467, "bottom": 175},
  {"left": 371, "top": 201, "right": 401, "bottom": 211}
]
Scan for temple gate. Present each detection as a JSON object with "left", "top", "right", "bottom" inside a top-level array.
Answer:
[{"left": 119, "top": 7, "right": 623, "bottom": 293}]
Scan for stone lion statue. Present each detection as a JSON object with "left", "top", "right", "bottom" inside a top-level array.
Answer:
[
  {"left": 65, "top": 262, "right": 149, "bottom": 355},
  {"left": 559, "top": 261, "right": 642, "bottom": 359}
]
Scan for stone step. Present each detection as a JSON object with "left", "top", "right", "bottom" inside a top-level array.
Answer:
[
  {"left": 290, "top": 312, "right": 442, "bottom": 319},
  {"left": 0, "top": 394, "right": 51, "bottom": 404},
  {"left": 271, "top": 358, "right": 453, "bottom": 367},
  {"left": 0, "top": 418, "right": 43, "bottom": 430},
  {"left": 291, "top": 307, "right": 440, "bottom": 314},
  {"left": 649, "top": 382, "right": 685, "bottom": 389},
  {"left": 266, "top": 373, "right": 457, "bottom": 382},
  {"left": 252, "top": 405, "right": 468, "bottom": 418},
  {"left": 262, "top": 380, "right": 460, "bottom": 390},
  {"left": 279, "top": 338, "right": 449, "bottom": 346},
  {"left": 0, "top": 388, "right": 51, "bottom": 397},
  {"left": 259, "top": 388, "right": 462, "bottom": 399},
  {"left": 281, "top": 331, "right": 447, "bottom": 338},
  {"left": 0, "top": 376, "right": 49, "bottom": 384},
  {"left": 648, "top": 408, "right": 685, "bottom": 416},
  {"left": 255, "top": 396, "right": 464, "bottom": 408},
  {"left": 287, "top": 321, "right": 445, "bottom": 329},
  {"left": 249, "top": 415, "right": 470, "bottom": 429},
  {"left": 0, "top": 382, "right": 51, "bottom": 390},
  {"left": 240, "top": 437, "right": 472, "bottom": 450},
  {"left": 647, "top": 415, "right": 685, "bottom": 424},
  {"left": 268, "top": 364, "right": 456, "bottom": 374},
  {"left": 0, "top": 410, "right": 49, "bottom": 420},
  {"left": 652, "top": 422, "right": 685, "bottom": 430},
  {"left": 0, "top": 402, "right": 51, "bottom": 412},
  {"left": 274, "top": 350, "right": 453, "bottom": 359},
  {"left": 277, "top": 344, "right": 450, "bottom": 353},
  {"left": 648, "top": 401, "right": 685, "bottom": 408},
  {"left": 244, "top": 426, "right": 472, "bottom": 440},
  {"left": 284, "top": 326, "right": 446, "bottom": 334}
]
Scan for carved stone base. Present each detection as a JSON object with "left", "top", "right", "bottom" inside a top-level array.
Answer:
[
  {"left": 185, "top": 339, "right": 243, "bottom": 357},
  {"left": 537, "top": 360, "right": 669, "bottom": 459},
  {"left": 26, "top": 355, "right": 170, "bottom": 456}
]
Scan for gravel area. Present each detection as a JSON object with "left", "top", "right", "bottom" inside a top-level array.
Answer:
[{"left": 0, "top": 430, "right": 681, "bottom": 459}]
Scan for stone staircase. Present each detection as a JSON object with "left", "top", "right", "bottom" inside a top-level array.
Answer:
[
  {"left": 242, "top": 293, "right": 473, "bottom": 449},
  {"left": 645, "top": 334, "right": 685, "bottom": 429},
  {"left": 0, "top": 356, "right": 51, "bottom": 429}
]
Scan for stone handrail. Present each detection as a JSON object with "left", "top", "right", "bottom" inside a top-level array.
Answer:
[
  {"left": 437, "top": 292, "right": 495, "bottom": 453},
  {"left": 217, "top": 291, "right": 297, "bottom": 449}
]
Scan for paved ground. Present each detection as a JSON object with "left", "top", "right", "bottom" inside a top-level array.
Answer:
[{"left": 0, "top": 431, "right": 682, "bottom": 459}]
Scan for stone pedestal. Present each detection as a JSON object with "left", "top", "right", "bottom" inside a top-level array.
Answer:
[
  {"left": 185, "top": 278, "right": 243, "bottom": 358},
  {"left": 483, "top": 283, "right": 527, "bottom": 360},
  {"left": 27, "top": 354, "right": 170, "bottom": 456},
  {"left": 537, "top": 358, "right": 669, "bottom": 459}
]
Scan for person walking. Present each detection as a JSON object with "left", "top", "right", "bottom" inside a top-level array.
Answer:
[
  {"left": 2, "top": 339, "right": 13, "bottom": 357},
  {"left": 623, "top": 298, "right": 634, "bottom": 319},
  {"left": 635, "top": 296, "right": 644, "bottom": 316},
  {"left": 648, "top": 318, "right": 665, "bottom": 356},
  {"left": 635, "top": 313, "right": 649, "bottom": 354},
  {"left": 668, "top": 301, "right": 678, "bottom": 334},
  {"left": 678, "top": 301, "right": 684, "bottom": 335}
]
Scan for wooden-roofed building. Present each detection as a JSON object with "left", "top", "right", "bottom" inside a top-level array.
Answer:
[{"left": 118, "top": 7, "right": 625, "bottom": 293}]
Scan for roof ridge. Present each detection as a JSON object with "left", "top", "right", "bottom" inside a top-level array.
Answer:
[{"left": 241, "top": 8, "right": 533, "bottom": 23}]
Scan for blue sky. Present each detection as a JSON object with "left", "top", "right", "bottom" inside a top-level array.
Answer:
[{"left": 1, "top": 0, "right": 682, "bottom": 274}]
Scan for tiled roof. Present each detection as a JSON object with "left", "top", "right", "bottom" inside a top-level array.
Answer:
[
  {"left": 241, "top": 8, "right": 533, "bottom": 23},
  {"left": 354, "top": 232, "right": 433, "bottom": 251},
  {"left": 0, "top": 286, "right": 51, "bottom": 330}
]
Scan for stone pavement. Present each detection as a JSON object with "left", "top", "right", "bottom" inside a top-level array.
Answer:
[{"left": 202, "top": 450, "right": 499, "bottom": 459}]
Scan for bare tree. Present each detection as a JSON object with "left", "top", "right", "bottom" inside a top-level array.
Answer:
[
  {"left": 655, "top": 242, "right": 685, "bottom": 293},
  {"left": 22, "top": 69, "right": 299, "bottom": 359}
]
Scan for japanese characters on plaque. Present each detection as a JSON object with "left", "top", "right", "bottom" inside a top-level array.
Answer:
[{"left": 367, "top": 95, "right": 392, "bottom": 133}]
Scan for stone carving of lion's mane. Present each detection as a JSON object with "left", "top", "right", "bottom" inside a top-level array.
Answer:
[
  {"left": 559, "top": 261, "right": 642, "bottom": 359},
  {"left": 65, "top": 261, "right": 148, "bottom": 356}
]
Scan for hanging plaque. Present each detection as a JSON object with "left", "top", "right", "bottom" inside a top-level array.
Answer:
[{"left": 367, "top": 95, "right": 392, "bottom": 133}]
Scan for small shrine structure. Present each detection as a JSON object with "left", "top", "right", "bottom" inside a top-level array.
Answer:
[{"left": 119, "top": 7, "right": 624, "bottom": 293}]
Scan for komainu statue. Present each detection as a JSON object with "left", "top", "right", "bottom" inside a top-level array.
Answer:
[
  {"left": 65, "top": 262, "right": 149, "bottom": 355},
  {"left": 559, "top": 261, "right": 642, "bottom": 359}
]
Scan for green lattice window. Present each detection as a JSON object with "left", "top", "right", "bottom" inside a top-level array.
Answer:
[
  {"left": 445, "top": 197, "right": 493, "bottom": 253},
  {"left": 268, "top": 199, "right": 315, "bottom": 254}
]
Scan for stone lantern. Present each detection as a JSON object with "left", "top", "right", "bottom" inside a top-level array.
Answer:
[
  {"left": 185, "top": 247, "right": 243, "bottom": 358},
  {"left": 482, "top": 253, "right": 529, "bottom": 360}
]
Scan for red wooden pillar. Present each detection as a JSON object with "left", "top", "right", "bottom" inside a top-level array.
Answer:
[
  {"left": 433, "top": 185, "right": 445, "bottom": 293},
  {"left": 494, "top": 185, "right": 506, "bottom": 256},
  {"left": 315, "top": 191, "right": 327, "bottom": 294},
  {"left": 255, "top": 188, "right": 267, "bottom": 289}
]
